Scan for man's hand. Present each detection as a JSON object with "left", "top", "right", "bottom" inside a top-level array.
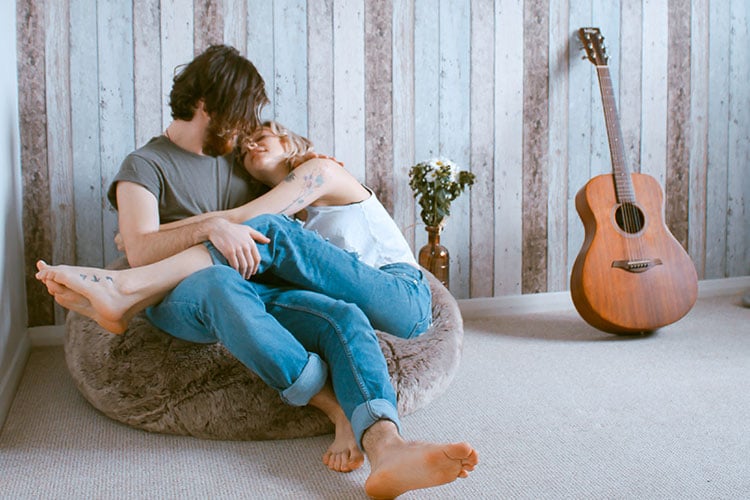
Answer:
[{"left": 207, "top": 218, "right": 271, "bottom": 279}]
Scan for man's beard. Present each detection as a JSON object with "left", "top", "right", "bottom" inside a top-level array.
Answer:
[{"left": 202, "top": 122, "right": 235, "bottom": 156}]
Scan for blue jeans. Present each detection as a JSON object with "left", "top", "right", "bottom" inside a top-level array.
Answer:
[
  {"left": 207, "top": 214, "right": 433, "bottom": 339},
  {"left": 146, "top": 214, "right": 432, "bottom": 447}
]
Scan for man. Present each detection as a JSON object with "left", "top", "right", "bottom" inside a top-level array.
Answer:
[{"left": 50, "top": 45, "right": 478, "bottom": 498}]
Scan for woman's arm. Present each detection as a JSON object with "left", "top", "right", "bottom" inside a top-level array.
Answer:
[{"left": 160, "top": 158, "right": 368, "bottom": 230}]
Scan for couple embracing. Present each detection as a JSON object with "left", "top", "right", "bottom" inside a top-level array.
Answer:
[{"left": 37, "top": 45, "right": 478, "bottom": 499}]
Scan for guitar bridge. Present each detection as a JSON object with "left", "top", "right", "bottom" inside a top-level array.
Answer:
[{"left": 611, "top": 258, "right": 663, "bottom": 273}]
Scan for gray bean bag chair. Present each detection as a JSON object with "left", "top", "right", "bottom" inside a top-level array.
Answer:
[{"left": 64, "top": 258, "right": 464, "bottom": 440}]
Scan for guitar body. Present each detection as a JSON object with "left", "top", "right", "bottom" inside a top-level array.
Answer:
[{"left": 570, "top": 173, "right": 698, "bottom": 334}]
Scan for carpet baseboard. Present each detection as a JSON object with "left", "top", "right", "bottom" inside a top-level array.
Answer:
[
  {"left": 459, "top": 275, "right": 750, "bottom": 319},
  {"left": 27, "top": 277, "right": 750, "bottom": 343},
  {"left": 0, "top": 334, "right": 30, "bottom": 431},
  {"left": 28, "top": 325, "right": 66, "bottom": 347}
]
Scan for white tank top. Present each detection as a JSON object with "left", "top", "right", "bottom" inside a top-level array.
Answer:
[{"left": 303, "top": 187, "right": 417, "bottom": 268}]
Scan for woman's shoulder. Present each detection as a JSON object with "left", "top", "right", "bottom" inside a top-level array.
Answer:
[{"left": 292, "top": 153, "right": 344, "bottom": 170}]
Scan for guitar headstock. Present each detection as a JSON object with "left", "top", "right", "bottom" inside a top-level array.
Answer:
[{"left": 579, "top": 27, "right": 608, "bottom": 66}]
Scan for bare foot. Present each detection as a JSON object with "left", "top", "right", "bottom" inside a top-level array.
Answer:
[
  {"left": 363, "top": 422, "right": 478, "bottom": 499},
  {"left": 35, "top": 260, "right": 143, "bottom": 333},
  {"left": 42, "top": 280, "right": 128, "bottom": 333},
  {"left": 308, "top": 382, "right": 364, "bottom": 473},
  {"left": 321, "top": 414, "right": 365, "bottom": 473}
]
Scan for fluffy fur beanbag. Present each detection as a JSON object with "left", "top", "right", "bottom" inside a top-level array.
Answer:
[{"left": 64, "top": 261, "right": 464, "bottom": 440}]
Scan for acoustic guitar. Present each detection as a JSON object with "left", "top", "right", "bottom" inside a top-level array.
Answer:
[{"left": 570, "top": 27, "right": 698, "bottom": 334}]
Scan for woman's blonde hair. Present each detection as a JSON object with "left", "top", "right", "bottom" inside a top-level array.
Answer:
[{"left": 240, "top": 120, "right": 315, "bottom": 171}]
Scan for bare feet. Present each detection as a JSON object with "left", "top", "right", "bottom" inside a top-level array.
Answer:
[
  {"left": 309, "top": 382, "right": 364, "bottom": 473},
  {"left": 321, "top": 413, "right": 365, "bottom": 473},
  {"left": 40, "top": 279, "right": 129, "bottom": 333},
  {"left": 363, "top": 422, "right": 478, "bottom": 499},
  {"left": 35, "top": 260, "right": 144, "bottom": 334}
]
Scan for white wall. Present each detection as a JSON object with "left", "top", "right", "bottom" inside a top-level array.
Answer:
[{"left": 0, "top": 0, "right": 30, "bottom": 429}]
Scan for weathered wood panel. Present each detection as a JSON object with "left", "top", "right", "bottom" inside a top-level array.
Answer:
[
  {"left": 619, "top": 0, "right": 643, "bottom": 174},
  {"left": 688, "top": 0, "right": 709, "bottom": 279},
  {"left": 469, "top": 0, "right": 496, "bottom": 297},
  {"left": 413, "top": 0, "right": 440, "bottom": 257},
  {"left": 364, "top": 0, "right": 393, "bottom": 212},
  {"left": 391, "top": 0, "right": 416, "bottom": 248},
  {"left": 438, "top": 0, "right": 471, "bottom": 298},
  {"left": 705, "top": 0, "right": 730, "bottom": 278},
  {"left": 494, "top": 0, "right": 523, "bottom": 296},
  {"left": 307, "top": 0, "right": 335, "bottom": 154},
  {"left": 274, "top": 0, "right": 308, "bottom": 135},
  {"left": 665, "top": 0, "right": 691, "bottom": 249},
  {"left": 71, "top": 0, "right": 103, "bottom": 267},
  {"left": 133, "top": 0, "right": 162, "bottom": 149},
  {"left": 160, "top": 0, "right": 193, "bottom": 131},
  {"left": 98, "top": 2, "right": 135, "bottom": 265},
  {"left": 546, "top": 0, "right": 569, "bottom": 292},
  {"left": 223, "top": 0, "right": 247, "bottom": 52},
  {"left": 247, "top": 0, "right": 274, "bottom": 121},
  {"left": 18, "top": 0, "right": 54, "bottom": 326},
  {"left": 194, "top": 0, "right": 223, "bottom": 55},
  {"left": 522, "top": 0, "right": 549, "bottom": 294},
  {"left": 566, "top": 1, "right": 593, "bottom": 279},
  {"left": 640, "top": 0, "right": 668, "bottom": 185},
  {"left": 334, "top": 0, "right": 365, "bottom": 182},
  {"left": 45, "top": 0, "right": 75, "bottom": 324}
]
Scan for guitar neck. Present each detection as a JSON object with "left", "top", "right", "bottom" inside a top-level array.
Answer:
[{"left": 595, "top": 65, "right": 635, "bottom": 203}]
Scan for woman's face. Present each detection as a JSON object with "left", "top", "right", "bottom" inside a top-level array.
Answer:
[{"left": 242, "top": 128, "right": 287, "bottom": 180}]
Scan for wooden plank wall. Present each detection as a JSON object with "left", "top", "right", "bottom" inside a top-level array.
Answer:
[{"left": 17, "top": 0, "right": 750, "bottom": 326}]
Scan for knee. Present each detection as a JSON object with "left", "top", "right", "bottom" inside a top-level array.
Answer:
[
  {"left": 177, "top": 266, "right": 245, "bottom": 301},
  {"left": 327, "top": 301, "right": 375, "bottom": 340}
]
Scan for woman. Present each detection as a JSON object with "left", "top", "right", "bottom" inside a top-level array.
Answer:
[{"left": 36, "top": 121, "right": 436, "bottom": 476}]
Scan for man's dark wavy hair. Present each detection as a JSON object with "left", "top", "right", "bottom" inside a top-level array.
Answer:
[{"left": 169, "top": 45, "right": 268, "bottom": 137}]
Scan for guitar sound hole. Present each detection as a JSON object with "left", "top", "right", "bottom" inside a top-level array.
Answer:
[{"left": 615, "top": 203, "right": 644, "bottom": 234}]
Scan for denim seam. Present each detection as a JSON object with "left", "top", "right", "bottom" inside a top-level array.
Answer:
[{"left": 266, "top": 300, "right": 372, "bottom": 403}]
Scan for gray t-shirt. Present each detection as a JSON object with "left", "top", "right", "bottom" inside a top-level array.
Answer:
[{"left": 108, "top": 135, "right": 265, "bottom": 222}]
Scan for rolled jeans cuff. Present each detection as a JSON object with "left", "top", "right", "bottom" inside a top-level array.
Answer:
[
  {"left": 280, "top": 352, "right": 327, "bottom": 407},
  {"left": 351, "top": 399, "right": 401, "bottom": 450}
]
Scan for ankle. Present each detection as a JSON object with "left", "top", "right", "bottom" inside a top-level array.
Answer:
[{"left": 362, "top": 420, "right": 402, "bottom": 457}]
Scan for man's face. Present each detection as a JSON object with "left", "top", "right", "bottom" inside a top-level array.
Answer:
[{"left": 202, "top": 119, "right": 237, "bottom": 157}]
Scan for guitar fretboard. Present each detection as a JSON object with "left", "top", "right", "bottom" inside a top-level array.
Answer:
[{"left": 595, "top": 65, "right": 635, "bottom": 204}]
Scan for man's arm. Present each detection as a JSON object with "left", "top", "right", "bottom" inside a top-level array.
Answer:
[
  {"left": 159, "top": 158, "right": 360, "bottom": 230},
  {"left": 116, "top": 181, "right": 268, "bottom": 278}
]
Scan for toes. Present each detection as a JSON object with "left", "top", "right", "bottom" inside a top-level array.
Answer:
[{"left": 331, "top": 453, "right": 345, "bottom": 472}]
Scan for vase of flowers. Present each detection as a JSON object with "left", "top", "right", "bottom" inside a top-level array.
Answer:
[{"left": 408, "top": 158, "right": 475, "bottom": 288}]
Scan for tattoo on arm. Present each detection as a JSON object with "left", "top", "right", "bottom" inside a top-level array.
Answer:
[{"left": 277, "top": 169, "right": 325, "bottom": 214}]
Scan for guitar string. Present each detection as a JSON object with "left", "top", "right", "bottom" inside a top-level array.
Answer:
[
  {"left": 587, "top": 31, "right": 644, "bottom": 264},
  {"left": 598, "top": 65, "right": 642, "bottom": 262}
]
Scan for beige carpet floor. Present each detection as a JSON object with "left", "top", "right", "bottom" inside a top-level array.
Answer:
[{"left": 1, "top": 291, "right": 749, "bottom": 499}]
